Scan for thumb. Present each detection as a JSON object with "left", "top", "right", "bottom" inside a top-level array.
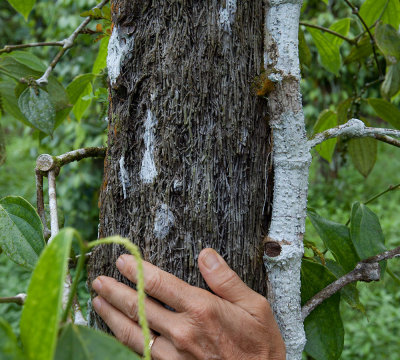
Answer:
[{"left": 198, "top": 248, "right": 264, "bottom": 310}]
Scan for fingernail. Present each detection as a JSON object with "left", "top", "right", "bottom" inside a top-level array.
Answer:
[
  {"left": 92, "top": 278, "right": 102, "bottom": 291},
  {"left": 93, "top": 297, "right": 102, "bottom": 310},
  {"left": 116, "top": 256, "right": 125, "bottom": 270},
  {"left": 203, "top": 251, "right": 220, "bottom": 271}
]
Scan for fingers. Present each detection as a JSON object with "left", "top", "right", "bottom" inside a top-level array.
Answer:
[
  {"left": 116, "top": 255, "right": 199, "bottom": 312},
  {"left": 198, "top": 248, "right": 271, "bottom": 315},
  {"left": 92, "top": 276, "right": 176, "bottom": 337},
  {"left": 93, "top": 296, "right": 179, "bottom": 360}
]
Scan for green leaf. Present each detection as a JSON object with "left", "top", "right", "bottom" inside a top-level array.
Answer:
[
  {"left": 0, "top": 196, "right": 45, "bottom": 270},
  {"left": 325, "top": 260, "right": 365, "bottom": 313},
  {"left": 9, "top": 51, "right": 46, "bottom": 72},
  {"left": 302, "top": 260, "right": 344, "bottom": 360},
  {"left": 0, "top": 82, "right": 31, "bottom": 126},
  {"left": 20, "top": 228, "right": 74, "bottom": 360},
  {"left": 55, "top": 324, "right": 142, "bottom": 360},
  {"left": 375, "top": 22, "right": 400, "bottom": 62},
  {"left": 18, "top": 87, "right": 56, "bottom": 135},
  {"left": 381, "top": 62, "right": 400, "bottom": 98},
  {"left": 359, "top": 0, "right": 387, "bottom": 27},
  {"left": 66, "top": 74, "right": 95, "bottom": 121},
  {"left": 348, "top": 137, "right": 377, "bottom": 178},
  {"left": 382, "top": 0, "right": 400, "bottom": 29},
  {"left": 326, "top": 18, "right": 351, "bottom": 47},
  {"left": 74, "top": 82, "right": 92, "bottom": 121},
  {"left": 93, "top": 36, "right": 109, "bottom": 74},
  {"left": 0, "top": 317, "right": 25, "bottom": 360},
  {"left": 6, "top": 0, "right": 35, "bottom": 20},
  {"left": 337, "top": 98, "right": 353, "bottom": 124},
  {"left": 308, "top": 209, "right": 359, "bottom": 273},
  {"left": 313, "top": 110, "right": 338, "bottom": 162},
  {"left": 344, "top": 35, "right": 373, "bottom": 64},
  {"left": 299, "top": 28, "right": 312, "bottom": 68},
  {"left": 308, "top": 28, "right": 341, "bottom": 75},
  {"left": 0, "top": 119, "right": 5, "bottom": 166},
  {"left": 350, "top": 202, "right": 386, "bottom": 265},
  {"left": 368, "top": 98, "right": 400, "bottom": 129}
]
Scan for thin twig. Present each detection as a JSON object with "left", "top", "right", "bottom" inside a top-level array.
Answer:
[
  {"left": 364, "top": 183, "right": 400, "bottom": 205},
  {"left": 302, "top": 245, "right": 400, "bottom": 319},
  {"left": 343, "top": 0, "right": 383, "bottom": 76},
  {"left": 0, "top": 293, "right": 27, "bottom": 305},
  {"left": 36, "top": 0, "right": 110, "bottom": 85},
  {"left": 47, "top": 170, "right": 59, "bottom": 242},
  {"left": 0, "top": 41, "right": 64, "bottom": 55},
  {"left": 309, "top": 119, "right": 400, "bottom": 148},
  {"left": 35, "top": 169, "right": 51, "bottom": 240},
  {"left": 299, "top": 22, "right": 355, "bottom": 44}
]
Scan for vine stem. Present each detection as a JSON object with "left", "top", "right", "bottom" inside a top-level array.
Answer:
[
  {"left": 87, "top": 237, "right": 151, "bottom": 360},
  {"left": 299, "top": 22, "right": 355, "bottom": 44},
  {"left": 343, "top": 0, "right": 383, "bottom": 76}
]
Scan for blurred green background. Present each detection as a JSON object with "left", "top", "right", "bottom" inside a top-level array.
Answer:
[{"left": 0, "top": 0, "right": 399, "bottom": 359}]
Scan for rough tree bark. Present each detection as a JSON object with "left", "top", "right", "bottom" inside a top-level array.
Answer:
[{"left": 88, "top": 0, "right": 274, "bottom": 335}]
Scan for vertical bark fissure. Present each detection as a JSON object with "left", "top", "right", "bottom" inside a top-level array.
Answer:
[
  {"left": 89, "top": 0, "right": 274, "bottom": 333},
  {"left": 264, "top": 0, "right": 308, "bottom": 358}
]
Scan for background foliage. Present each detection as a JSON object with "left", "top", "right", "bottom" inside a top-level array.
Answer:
[{"left": 0, "top": 0, "right": 399, "bottom": 359}]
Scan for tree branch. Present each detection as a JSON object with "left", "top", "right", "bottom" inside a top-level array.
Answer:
[
  {"left": 308, "top": 119, "right": 400, "bottom": 148},
  {"left": 36, "top": 0, "right": 109, "bottom": 85},
  {"left": 0, "top": 293, "right": 27, "bottom": 305},
  {"left": 302, "top": 245, "right": 400, "bottom": 319},
  {"left": 299, "top": 22, "right": 355, "bottom": 44},
  {"left": 0, "top": 41, "right": 64, "bottom": 55}
]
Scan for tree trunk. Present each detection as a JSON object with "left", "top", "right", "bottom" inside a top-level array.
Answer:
[{"left": 88, "top": 0, "right": 273, "bottom": 332}]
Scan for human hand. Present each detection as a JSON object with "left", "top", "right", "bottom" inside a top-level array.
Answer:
[{"left": 92, "top": 248, "right": 286, "bottom": 360}]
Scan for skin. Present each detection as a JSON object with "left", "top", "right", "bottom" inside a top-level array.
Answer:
[{"left": 92, "top": 248, "right": 286, "bottom": 360}]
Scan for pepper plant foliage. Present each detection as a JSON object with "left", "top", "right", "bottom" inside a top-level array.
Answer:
[{"left": 0, "top": 0, "right": 399, "bottom": 359}]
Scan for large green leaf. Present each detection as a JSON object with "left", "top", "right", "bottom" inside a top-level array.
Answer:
[
  {"left": 0, "top": 82, "right": 31, "bottom": 126},
  {"left": 308, "top": 209, "right": 359, "bottom": 273},
  {"left": 382, "top": 0, "right": 400, "bottom": 29},
  {"left": 66, "top": 74, "right": 95, "bottom": 121},
  {"left": 0, "top": 196, "right": 44, "bottom": 270},
  {"left": 299, "top": 28, "right": 311, "bottom": 68},
  {"left": 350, "top": 202, "right": 386, "bottom": 266},
  {"left": 345, "top": 35, "right": 373, "bottom": 64},
  {"left": 368, "top": 98, "right": 400, "bottom": 129},
  {"left": 313, "top": 110, "right": 338, "bottom": 162},
  {"left": 348, "top": 137, "right": 377, "bottom": 178},
  {"left": 0, "top": 317, "right": 25, "bottom": 360},
  {"left": 381, "top": 62, "right": 400, "bottom": 98},
  {"left": 337, "top": 98, "right": 353, "bottom": 125},
  {"left": 92, "top": 36, "right": 109, "bottom": 74},
  {"left": 375, "top": 23, "right": 400, "bottom": 62},
  {"left": 20, "top": 228, "right": 74, "bottom": 360},
  {"left": 326, "top": 18, "right": 351, "bottom": 47},
  {"left": 6, "top": 0, "right": 35, "bottom": 20},
  {"left": 55, "top": 324, "right": 142, "bottom": 360},
  {"left": 18, "top": 87, "right": 56, "bottom": 135},
  {"left": 302, "top": 260, "right": 344, "bottom": 360},
  {"left": 308, "top": 28, "right": 341, "bottom": 75},
  {"left": 359, "top": 0, "right": 388, "bottom": 27}
]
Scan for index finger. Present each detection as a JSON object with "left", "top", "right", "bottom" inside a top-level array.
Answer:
[{"left": 116, "top": 254, "right": 199, "bottom": 312}]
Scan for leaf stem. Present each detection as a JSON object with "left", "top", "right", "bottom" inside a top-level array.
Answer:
[
  {"left": 387, "top": 268, "right": 400, "bottom": 286},
  {"left": 299, "top": 22, "right": 355, "bottom": 44}
]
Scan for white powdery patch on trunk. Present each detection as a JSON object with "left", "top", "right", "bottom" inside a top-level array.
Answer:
[
  {"left": 218, "top": 0, "right": 237, "bottom": 33},
  {"left": 140, "top": 109, "right": 158, "bottom": 184},
  {"left": 119, "top": 156, "right": 130, "bottom": 199},
  {"left": 107, "top": 26, "right": 135, "bottom": 87},
  {"left": 265, "top": 0, "right": 301, "bottom": 79},
  {"left": 154, "top": 204, "right": 175, "bottom": 240},
  {"left": 265, "top": 111, "right": 310, "bottom": 359}
]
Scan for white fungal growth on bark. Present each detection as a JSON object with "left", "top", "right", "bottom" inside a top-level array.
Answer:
[
  {"left": 107, "top": 26, "right": 135, "bottom": 86},
  {"left": 154, "top": 204, "right": 175, "bottom": 240},
  {"left": 119, "top": 156, "right": 130, "bottom": 199},
  {"left": 140, "top": 109, "right": 158, "bottom": 184},
  {"left": 218, "top": 0, "right": 237, "bottom": 33},
  {"left": 264, "top": 0, "right": 301, "bottom": 79}
]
